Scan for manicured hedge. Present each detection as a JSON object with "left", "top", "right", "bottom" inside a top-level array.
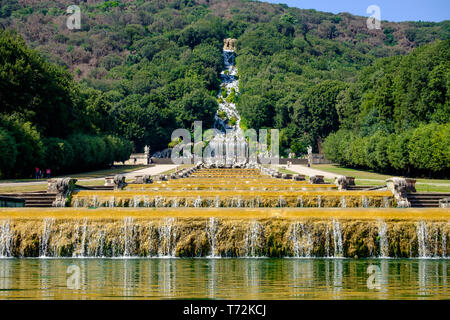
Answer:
[
  {"left": 0, "top": 123, "right": 132, "bottom": 178},
  {"left": 323, "top": 123, "right": 450, "bottom": 177}
]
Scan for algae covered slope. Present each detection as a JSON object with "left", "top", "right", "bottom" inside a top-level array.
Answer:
[{"left": 0, "top": 208, "right": 448, "bottom": 259}]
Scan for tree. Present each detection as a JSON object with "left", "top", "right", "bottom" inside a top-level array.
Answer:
[{"left": 300, "top": 80, "right": 347, "bottom": 151}]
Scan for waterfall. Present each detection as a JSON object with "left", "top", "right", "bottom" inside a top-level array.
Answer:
[
  {"left": 297, "top": 196, "right": 304, "bottom": 208},
  {"left": 215, "top": 196, "right": 220, "bottom": 208},
  {"left": 206, "top": 217, "right": 219, "bottom": 257},
  {"left": 123, "top": 217, "right": 136, "bottom": 257},
  {"left": 109, "top": 196, "right": 115, "bottom": 208},
  {"left": 0, "top": 220, "right": 13, "bottom": 258},
  {"left": 40, "top": 218, "right": 55, "bottom": 257},
  {"left": 278, "top": 196, "right": 286, "bottom": 208},
  {"left": 245, "top": 221, "right": 263, "bottom": 257},
  {"left": 290, "top": 222, "right": 313, "bottom": 258},
  {"left": 378, "top": 220, "right": 389, "bottom": 258},
  {"left": 433, "top": 226, "right": 439, "bottom": 257},
  {"left": 133, "top": 197, "right": 140, "bottom": 208},
  {"left": 442, "top": 232, "right": 447, "bottom": 258},
  {"left": 362, "top": 196, "right": 369, "bottom": 208},
  {"left": 417, "top": 221, "right": 429, "bottom": 258},
  {"left": 383, "top": 196, "right": 390, "bottom": 208},
  {"left": 94, "top": 230, "right": 106, "bottom": 257},
  {"left": 155, "top": 196, "right": 162, "bottom": 208},
  {"left": 143, "top": 196, "right": 150, "bottom": 208},
  {"left": 325, "top": 225, "right": 331, "bottom": 257},
  {"left": 210, "top": 46, "right": 247, "bottom": 166},
  {"left": 78, "top": 218, "right": 88, "bottom": 257},
  {"left": 159, "top": 218, "right": 177, "bottom": 257},
  {"left": 194, "top": 196, "right": 203, "bottom": 208},
  {"left": 92, "top": 195, "right": 98, "bottom": 208},
  {"left": 332, "top": 219, "right": 343, "bottom": 257},
  {"left": 317, "top": 195, "right": 322, "bottom": 208},
  {"left": 341, "top": 196, "right": 347, "bottom": 208}
]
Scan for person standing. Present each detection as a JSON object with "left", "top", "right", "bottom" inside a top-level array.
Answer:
[
  {"left": 35, "top": 167, "right": 39, "bottom": 180},
  {"left": 46, "top": 168, "right": 51, "bottom": 179}
]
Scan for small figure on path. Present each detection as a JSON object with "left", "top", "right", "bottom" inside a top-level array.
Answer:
[
  {"left": 35, "top": 167, "right": 39, "bottom": 180},
  {"left": 46, "top": 168, "right": 51, "bottom": 178}
]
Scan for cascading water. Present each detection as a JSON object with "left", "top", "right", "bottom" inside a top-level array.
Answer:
[
  {"left": 290, "top": 222, "right": 313, "bottom": 258},
  {"left": 0, "top": 220, "right": 13, "bottom": 258},
  {"left": 123, "top": 217, "right": 136, "bottom": 257},
  {"left": 159, "top": 218, "right": 177, "bottom": 257},
  {"left": 76, "top": 218, "right": 89, "bottom": 257},
  {"left": 108, "top": 196, "right": 115, "bottom": 208},
  {"left": 40, "top": 218, "right": 55, "bottom": 257},
  {"left": 209, "top": 47, "right": 248, "bottom": 166},
  {"left": 325, "top": 226, "right": 331, "bottom": 257},
  {"left": 442, "top": 232, "right": 447, "bottom": 258},
  {"left": 341, "top": 196, "right": 347, "bottom": 208},
  {"left": 417, "top": 221, "right": 429, "bottom": 258},
  {"left": 194, "top": 196, "right": 203, "bottom": 208},
  {"left": 362, "top": 196, "right": 369, "bottom": 208},
  {"left": 378, "top": 220, "right": 389, "bottom": 258},
  {"left": 0, "top": 216, "right": 448, "bottom": 258},
  {"left": 332, "top": 219, "right": 343, "bottom": 257},
  {"left": 245, "top": 221, "right": 264, "bottom": 257},
  {"left": 206, "top": 217, "right": 219, "bottom": 257},
  {"left": 133, "top": 197, "right": 140, "bottom": 208}
]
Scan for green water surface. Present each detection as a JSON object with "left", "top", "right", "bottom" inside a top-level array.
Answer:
[{"left": 0, "top": 258, "right": 448, "bottom": 300}]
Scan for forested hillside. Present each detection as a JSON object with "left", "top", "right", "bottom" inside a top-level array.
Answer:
[
  {"left": 323, "top": 40, "right": 449, "bottom": 177},
  {"left": 0, "top": 0, "right": 449, "bottom": 178},
  {"left": 0, "top": 31, "right": 132, "bottom": 178}
]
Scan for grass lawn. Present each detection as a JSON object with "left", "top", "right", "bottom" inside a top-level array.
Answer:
[
  {"left": 313, "top": 164, "right": 450, "bottom": 192},
  {"left": 0, "top": 165, "right": 150, "bottom": 183},
  {"left": 0, "top": 184, "right": 47, "bottom": 193},
  {"left": 311, "top": 164, "right": 392, "bottom": 181}
]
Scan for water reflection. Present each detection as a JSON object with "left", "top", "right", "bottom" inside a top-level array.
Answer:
[{"left": 0, "top": 258, "right": 448, "bottom": 300}]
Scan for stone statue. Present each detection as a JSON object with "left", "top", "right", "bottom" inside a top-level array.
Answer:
[
  {"left": 223, "top": 38, "right": 237, "bottom": 51},
  {"left": 113, "top": 175, "right": 127, "bottom": 190},
  {"left": 49, "top": 178, "right": 77, "bottom": 207}
]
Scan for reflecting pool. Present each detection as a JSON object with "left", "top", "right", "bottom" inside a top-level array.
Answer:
[{"left": 0, "top": 258, "right": 448, "bottom": 300}]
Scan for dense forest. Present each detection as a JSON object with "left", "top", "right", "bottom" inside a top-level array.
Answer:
[
  {"left": 0, "top": 31, "right": 132, "bottom": 178},
  {"left": 0, "top": 0, "right": 449, "bottom": 178},
  {"left": 323, "top": 40, "right": 449, "bottom": 177}
]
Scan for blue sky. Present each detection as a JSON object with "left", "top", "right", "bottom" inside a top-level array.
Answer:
[{"left": 264, "top": 0, "right": 450, "bottom": 22}]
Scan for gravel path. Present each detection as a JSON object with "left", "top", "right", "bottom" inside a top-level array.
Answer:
[
  {"left": 0, "top": 165, "right": 178, "bottom": 187},
  {"left": 277, "top": 165, "right": 338, "bottom": 180}
]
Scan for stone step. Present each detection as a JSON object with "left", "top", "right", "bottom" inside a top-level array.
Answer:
[
  {"left": 25, "top": 203, "right": 54, "bottom": 207},
  {"left": 407, "top": 193, "right": 450, "bottom": 197}
]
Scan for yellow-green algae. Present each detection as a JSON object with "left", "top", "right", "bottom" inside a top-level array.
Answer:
[
  {"left": 0, "top": 208, "right": 448, "bottom": 258},
  {"left": 70, "top": 190, "right": 393, "bottom": 208}
]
